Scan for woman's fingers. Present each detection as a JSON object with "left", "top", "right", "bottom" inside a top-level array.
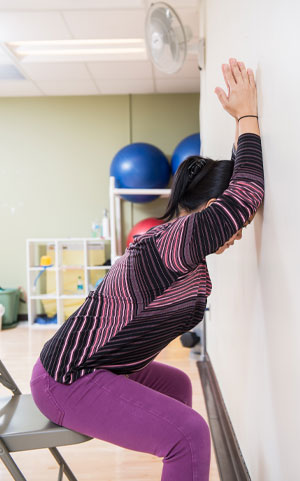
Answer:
[
  {"left": 222, "top": 64, "right": 230, "bottom": 93},
  {"left": 214, "top": 87, "right": 228, "bottom": 109},
  {"left": 237, "top": 61, "right": 248, "bottom": 83},
  {"left": 229, "top": 58, "right": 243, "bottom": 83},
  {"left": 216, "top": 60, "right": 256, "bottom": 118},
  {"left": 222, "top": 63, "right": 236, "bottom": 90},
  {"left": 247, "top": 68, "right": 256, "bottom": 88}
]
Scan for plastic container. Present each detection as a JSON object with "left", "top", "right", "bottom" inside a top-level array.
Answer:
[
  {"left": 34, "top": 314, "right": 57, "bottom": 325},
  {"left": 91, "top": 219, "right": 102, "bottom": 238},
  {"left": 77, "top": 276, "right": 84, "bottom": 294},
  {"left": 0, "top": 288, "right": 20, "bottom": 330},
  {"left": 102, "top": 209, "right": 110, "bottom": 239}
]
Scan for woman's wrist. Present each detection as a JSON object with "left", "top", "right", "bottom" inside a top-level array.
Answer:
[{"left": 238, "top": 116, "right": 260, "bottom": 136}]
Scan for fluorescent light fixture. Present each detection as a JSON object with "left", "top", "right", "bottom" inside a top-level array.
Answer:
[
  {"left": 10, "top": 39, "right": 144, "bottom": 47},
  {"left": 6, "top": 39, "right": 147, "bottom": 63},
  {"left": 16, "top": 48, "right": 145, "bottom": 56}
]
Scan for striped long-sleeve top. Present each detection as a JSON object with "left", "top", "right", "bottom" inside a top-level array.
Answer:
[{"left": 40, "top": 133, "right": 264, "bottom": 384}]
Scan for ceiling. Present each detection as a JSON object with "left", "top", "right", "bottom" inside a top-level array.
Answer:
[{"left": 0, "top": 0, "right": 200, "bottom": 97}]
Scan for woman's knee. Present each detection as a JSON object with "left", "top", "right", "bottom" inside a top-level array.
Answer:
[
  {"left": 184, "top": 410, "right": 211, "bottom": 446},
  {"left": 175, "top": 369, "right": 193, "bottom": 407},
  {"left": 164, "top": 410, "right": 211, "bottom": 471}
]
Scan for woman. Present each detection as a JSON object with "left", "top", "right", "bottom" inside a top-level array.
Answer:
[{"left": 30, "top": 58, "right": 264, "bottom": 481}]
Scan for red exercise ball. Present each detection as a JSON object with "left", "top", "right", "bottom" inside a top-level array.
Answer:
[{"left": 127, "top": 217, "right": 164, "bottom": 247}]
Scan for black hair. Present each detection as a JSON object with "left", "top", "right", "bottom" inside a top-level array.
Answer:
[{"left": 159, "top": 155, "right": 234, "bottom": 222}]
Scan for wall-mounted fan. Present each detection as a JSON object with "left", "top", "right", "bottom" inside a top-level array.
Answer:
[{"left": 145, "top": 2, "right": 205, "bottom": 74}]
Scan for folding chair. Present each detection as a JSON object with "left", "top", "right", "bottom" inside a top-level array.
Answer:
[{"left": 0, "top": 360, "right": 92, "bottom": 480}]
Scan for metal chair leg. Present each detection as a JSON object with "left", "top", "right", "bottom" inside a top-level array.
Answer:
[
  {"left": 49, "top": 447, "right": 78, "bottom": 481},
  {"left": 0, "top": 439, "right": 26, "bottom": 481},
  {"left": 58, "top": 462, "right": 64, "bottom": 481}
]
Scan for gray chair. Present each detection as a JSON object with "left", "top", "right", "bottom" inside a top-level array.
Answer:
[{"left": 0, "top": 360, "right": 92, "bottom": 480}]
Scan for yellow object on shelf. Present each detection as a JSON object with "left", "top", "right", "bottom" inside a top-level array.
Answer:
[
  {"left": 40, "top": 255, "right": 52, "bottom": 266},
  {"left": 41, "top": 297, "right": 56, "bottom": 318}
]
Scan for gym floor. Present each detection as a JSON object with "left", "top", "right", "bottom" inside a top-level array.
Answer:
[{"left": 0, "top": 325, "right": 220, "bottom": 480}]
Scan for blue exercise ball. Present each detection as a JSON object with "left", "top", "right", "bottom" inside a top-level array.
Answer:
[
  {"left": 171, "top": 133, "right": 201, "bottom": 175},
  {"left": 110, "top": 143, "right": 170, "bottom": 203}
]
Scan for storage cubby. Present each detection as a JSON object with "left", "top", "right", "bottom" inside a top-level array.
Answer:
[{"left": 26, "top": 238, "right": 111, "bottom": 327}]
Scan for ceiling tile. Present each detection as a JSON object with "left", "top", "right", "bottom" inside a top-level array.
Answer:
[
  {"left": 87, "top": 60, "right": 153, "bottom": 80},
  {"left": 0, "top": 79, "right": 42, "bottom": 96},
  {"left": 63, "top": 10, "right": 146, "bottom": 39},
  {"left": 0, "top": 64, "right": 25, "bottom": 80},
  {"left": 21, "top": 63, "right": 91, "bottom": 81},
  {"left": 154, "top": 59, "right": 199, "bottom": 79},
  {"left": 36, "top": 79, "right": 99, "bottom": 96},
  {"left": 144, "top": 0, "right": 198, "bottom": 7},
  {"left": 155, "top": 78, "right": 199, "bottom": 93},
  {"left": 0, "top": 45, "right": 14, "bottom": 65},
  {"left": 0, "top": 1, "right": 145, "bottom": 9},
  {"left": 0, "top": 12, "right": 71, "bottom": 41},
  {"left": 96, "top": 78, "right": 154, "bottom": 95}
]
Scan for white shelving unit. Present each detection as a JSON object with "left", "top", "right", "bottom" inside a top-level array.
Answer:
[
  {"left": 26, "top": 237, "right": 111, "bottom": 328},
  {"left": 109, "top": 176, "right": 171, "bottom": 264}
]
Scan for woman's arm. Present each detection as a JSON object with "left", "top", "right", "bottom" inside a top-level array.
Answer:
[
  {"left": 231, "top": 60, "right": 259, "bottom": 159},
  {"left": 155, "top": 59, "right": 264, "bottom": 274},
  {"left": 156, "top": 133, "right": 264, "bottom": 272}
]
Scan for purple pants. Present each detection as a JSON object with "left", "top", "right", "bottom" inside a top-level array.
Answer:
[{"left": 30, "top": 358, "right": 211, "bottom": 480}]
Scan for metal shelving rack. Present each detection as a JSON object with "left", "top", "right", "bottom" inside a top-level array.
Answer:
[{"left": 109, "top": 176, "right": 171, "bottom": 264}]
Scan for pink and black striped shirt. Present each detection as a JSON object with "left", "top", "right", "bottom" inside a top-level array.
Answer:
[{"left": 40, "top": 133, "right": 264, "bottom": 384}]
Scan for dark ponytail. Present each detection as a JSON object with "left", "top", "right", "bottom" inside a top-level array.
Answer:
[{"left": 159, "top": 155, "right": 234, "bottom": 222}]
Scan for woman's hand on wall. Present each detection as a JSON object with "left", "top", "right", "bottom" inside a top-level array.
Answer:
[{"left": 214, "top": 58, "right": 258, "bottom": 120}]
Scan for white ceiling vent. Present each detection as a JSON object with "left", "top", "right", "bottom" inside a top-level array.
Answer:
[{"left": 0, "top": 64, "right": 25, "bottom": 80}]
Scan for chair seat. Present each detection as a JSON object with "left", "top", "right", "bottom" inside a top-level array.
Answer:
[{"left": 0, "top": 394, "right": 91, "bottom": 452}]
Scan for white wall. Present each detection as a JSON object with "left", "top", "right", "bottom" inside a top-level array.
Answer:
[{"left": 199, "top": 0, "right": 300, "bottom": 479}]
